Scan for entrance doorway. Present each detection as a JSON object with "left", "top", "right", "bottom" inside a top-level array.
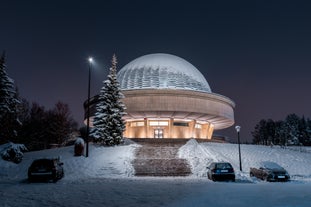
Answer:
[{"left": 154, "top": 128, "right": 164, "bottom": 138}]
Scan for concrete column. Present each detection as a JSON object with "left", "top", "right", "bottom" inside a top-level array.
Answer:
[
  {"left": 125, "top": 122, "right": 131, "bottom": 138},
  {"left": 207, "top": 124, "right": 214, "bottom": 139},
  {"left": 201, "top": 123, "right": 209, "bottom": 139},
  {"left": 190, "top": 120, "right": 196, "bottom": 138},
  {"left": 144, "top": 118, "right": 148, "bottom": 138},
  {"left": 169, "top": 118, "right": 174, "bottom": 138}
]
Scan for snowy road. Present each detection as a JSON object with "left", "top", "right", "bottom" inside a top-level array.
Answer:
[{"left": 1, "top": 178, "right": 311, "bottom": 207}]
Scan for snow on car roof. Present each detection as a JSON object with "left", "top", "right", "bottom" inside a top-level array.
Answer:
[{"left": 260, "top": 161, "right": 284, "bottom": 169}]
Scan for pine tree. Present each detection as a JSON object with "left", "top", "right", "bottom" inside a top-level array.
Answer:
[
  {"left": 0, "top": 52, "right": 21, "bottom": 144},
  {"left": 251, "top": 119, "right": 269, "bottom": 145},
  {"left": 91, "top": 54, "right": 126, "bottom": 146},
  {"left": 298, "top": 116, "right": 308, "bottom": 145},
  {"left": 284, "top": 114, "right": 301, "bottom": 145}
]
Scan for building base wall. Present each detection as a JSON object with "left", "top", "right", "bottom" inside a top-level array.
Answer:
[{"left": 124, "top": 118, "right": 214, "bottom": 139}]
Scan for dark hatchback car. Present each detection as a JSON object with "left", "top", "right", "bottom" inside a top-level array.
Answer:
[
  {"left": 28, "top": 158, "right": 64, "bottom": 182},
  {"left": 207, "top": 162, "right": 235, "bottom": 182},
  {"left": 250, "top": 161, "right": 290, "bottom": 182}
]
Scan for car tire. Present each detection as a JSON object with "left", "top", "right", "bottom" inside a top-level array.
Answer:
[
  {"left": 28, "top": 177, "right": 33, "bottom": 183},
  {"left": 212, "top": 176, "right": 216, "bottom": 182},
  {"left": 53, "top": 177, "right": 58, "bottom": 183}
]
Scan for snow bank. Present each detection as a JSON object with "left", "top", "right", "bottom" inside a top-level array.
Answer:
[
  {"left": 178, "top": 139, "right": 214, "bottom": 177},
  {"left": 178, "top": 140, "right": 311, "bottom": 182},
  {"left": 0, "top": 142, "right": 139, "bottom": 181},
  {"left": 2, "top": 140, "right": 311, "bottom": 207},
  {"left": 64, "top": 144, "right": 138, "bottom": 180},
  {"left": 2, "top": 139, "right": 311, "bottom": 183}
]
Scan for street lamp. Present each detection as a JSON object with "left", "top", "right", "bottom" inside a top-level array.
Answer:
[
  {"left": 235, "top": 125, "right": 242, "bottom": 171},
  {"left": 85, "top": 57, "right": 93, "bottom": 157}
]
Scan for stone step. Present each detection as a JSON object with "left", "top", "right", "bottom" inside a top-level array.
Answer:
[
  {"left": 135, "top": 147, "right": 179, "bottom": 159},
  {"left": 131, "top": 138, "right": 190, "bottom": 147},
  {"left": 132, "top": 138, "right": 192, "bottom": 176},
  {"left": 133, "top": 159, "right": 191, "bottom": 176}
]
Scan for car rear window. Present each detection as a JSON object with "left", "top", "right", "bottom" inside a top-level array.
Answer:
[
  {"left": 216, "top": 163, "right": 232, "bottom": 169},
  {"left": 31, "top": 159, "right": 54, "bottom": 168}
]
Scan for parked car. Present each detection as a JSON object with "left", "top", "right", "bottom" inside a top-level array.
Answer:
[
  {"left": 207, "top": 162, "right": 235, "bottom": 182},
  {"left": 250, "top": 161, "right": 290, "bottom": 182},
  {"left": 28, "top": 158, "right": 64, "bottom": 182}
]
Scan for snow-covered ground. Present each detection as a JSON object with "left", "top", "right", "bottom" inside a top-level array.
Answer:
[
  {"left": 0, "top": 140, "right": 138, "bottom": 181},
  {"left": 1, "top": 139, "right": 311, "bottom": 207},
  {"left": 179, "top": 139, "right": 311, "bottom": 182}
]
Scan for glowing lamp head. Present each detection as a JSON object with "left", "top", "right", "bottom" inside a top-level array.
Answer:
[
  {"left": 235, "top": 125, "right": 241, "bottom": 132},
  {"left": 88, "top": 57, "right": 93, "bottom": 63}
]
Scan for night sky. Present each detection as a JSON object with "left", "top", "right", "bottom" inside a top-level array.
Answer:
[{"left": 1, "top": 0, "right": 311, "bottom": 142}]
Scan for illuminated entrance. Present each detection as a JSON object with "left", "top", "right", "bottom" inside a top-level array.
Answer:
[
  {"left": 154, "top": 128, "right": 164, "bottom": 138},
  {"left": 124, "top": 118, "right": 215, "bottom": 139}
]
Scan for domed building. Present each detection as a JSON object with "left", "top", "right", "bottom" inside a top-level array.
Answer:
[{"left": 85, "top": 53, "right": 235, "bottom": 139}]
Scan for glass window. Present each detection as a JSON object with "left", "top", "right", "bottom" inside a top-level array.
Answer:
[
  {"left": 195, "top": 124, "right": 202, "bottom": 129},
  {"left": 173, "top": 122, "right": 189, "bottom": 127},
  {"left": 149, "top": 121, "right": 169, "bottom": 126},
  {"left": 130, "top": 122, "right": 145, "bottom": 127}
]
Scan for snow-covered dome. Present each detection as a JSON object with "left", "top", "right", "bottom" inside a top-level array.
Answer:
[{"left": 117, "top": 53, "right": 211, "bottom": 93}]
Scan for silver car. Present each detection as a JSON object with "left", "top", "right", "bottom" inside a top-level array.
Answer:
[{"left": 250, "top": 161, "right": 290, "bottom": 182}]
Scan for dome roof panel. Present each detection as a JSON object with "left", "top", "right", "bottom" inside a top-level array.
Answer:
[{"left": 117, "top": 53, "right": 211, "bottom": 93}]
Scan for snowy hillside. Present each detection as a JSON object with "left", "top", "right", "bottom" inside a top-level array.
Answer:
[
  {"left": 1, "top": 140, "right": 311, "bottom": 207},
  {"left": 179, "top": 139, "right": 311, "bottom": 182},
  {"left": 0, "top": 141, "right": 139, "bottom": 181},
  {"left": 1, "top": 139, "right": 311, "bottom": 182}
]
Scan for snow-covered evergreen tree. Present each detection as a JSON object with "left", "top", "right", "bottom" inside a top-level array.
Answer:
[
  {"left": 0, "top": 52, "right": 21, "bottom": 144},
  {"left": 91, "top": 54, "right": 126, "bottom": 146},
  {"left": 284, "top": 114, "right": 300, "bottom": 145}
]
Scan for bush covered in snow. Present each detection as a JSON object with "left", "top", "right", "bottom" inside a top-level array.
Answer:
[
  {"left": 0, "top": 142, "right": 27, "bottom": 163},
  {"left": 74, "top": 137, "right": 85, "bottom": 156}
]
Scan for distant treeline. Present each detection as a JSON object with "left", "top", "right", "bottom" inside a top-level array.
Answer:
[
  {"left": 16, "top": 100, "right": 78, "bottom": 151},
  {"left": 0, "top": 52, "right": 78, "bottom": 151},
  {"left": 252, "top": 114, "right": 311, "bottom": 146}
]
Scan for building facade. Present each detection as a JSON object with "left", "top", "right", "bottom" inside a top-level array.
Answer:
[{"left": 85, "top": 53, "right": 235, "bottom": 139}]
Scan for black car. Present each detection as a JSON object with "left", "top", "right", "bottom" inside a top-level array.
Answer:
[
  {"left": 207, "top": 162, "right": 235, "bottom": 182},
  {"left": 250, "top": 161, "right": 290, "bottom": 182},
  {"left": 28, "top": 158, "right": 64, "bottom": 182}
]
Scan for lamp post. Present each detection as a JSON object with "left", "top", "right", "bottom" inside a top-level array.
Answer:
[
  {"left": 85, "top": 57, "right": 93, "bottom": 157},
  {"left": 235, "top": 125, "right": 242, "bottom": 171}
]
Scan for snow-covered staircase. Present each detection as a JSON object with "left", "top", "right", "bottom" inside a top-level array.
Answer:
[{"left": 132, "top": 139, "right": 192, "bottom": 176}]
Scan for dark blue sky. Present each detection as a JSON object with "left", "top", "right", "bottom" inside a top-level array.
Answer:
[{"left": 1, "top": 0, "right": 311, "bottom": 142}]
